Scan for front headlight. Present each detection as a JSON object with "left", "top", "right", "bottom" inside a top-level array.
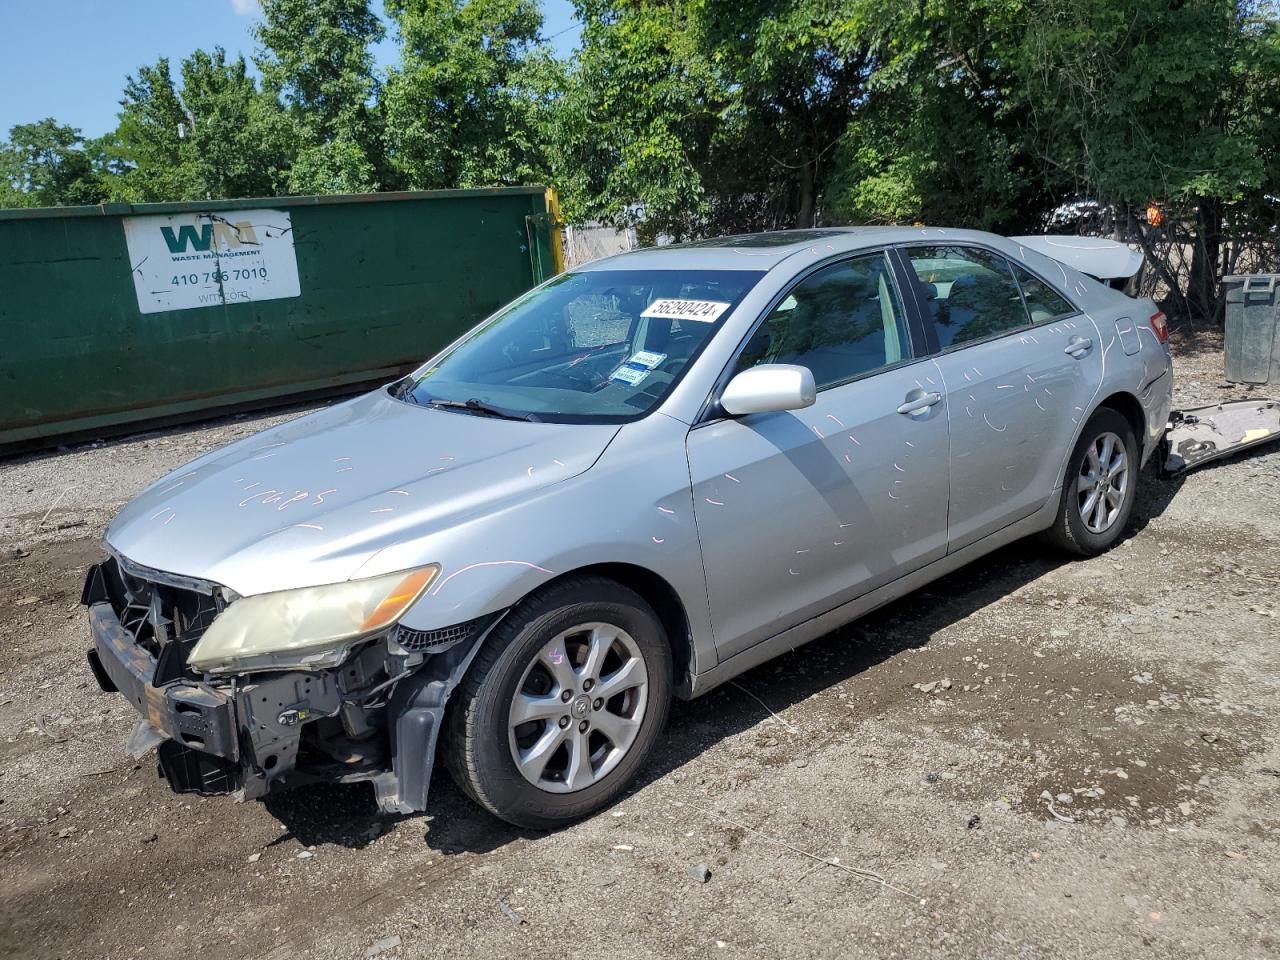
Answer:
[{"left": 188, "top": 565, "right": 439, "bottom": 674}]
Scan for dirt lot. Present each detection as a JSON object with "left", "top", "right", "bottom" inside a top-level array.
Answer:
[{"left": 2, "top": 330, "right": 1278, "bottom": 960}]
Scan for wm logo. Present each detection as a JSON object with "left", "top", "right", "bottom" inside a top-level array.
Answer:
[{"left": 161, "top": 220, "right": 259, "bottom": 254}]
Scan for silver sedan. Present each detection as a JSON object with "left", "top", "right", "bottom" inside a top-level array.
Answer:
[{"left": 83, "top": 227, "right": 1173, "bottom": 828}]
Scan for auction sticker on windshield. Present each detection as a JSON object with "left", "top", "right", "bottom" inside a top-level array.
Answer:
[
  {"left": 628, "top": 351, "right": 667, "bottom": 369},
  {"left": 640, "top": 299, "right": 731, "bottom": 322},
  {"left": 123, "top": 209, "right": 301, "bottom": 315}
]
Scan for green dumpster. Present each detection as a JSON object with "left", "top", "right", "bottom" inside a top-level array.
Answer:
[{"left": 0, "top": 187, "right": 565, "bottom": 450}]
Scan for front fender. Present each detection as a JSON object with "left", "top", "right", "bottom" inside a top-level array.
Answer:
[{"left": 353, "top": 413, "right": 716, "bottom": 675}]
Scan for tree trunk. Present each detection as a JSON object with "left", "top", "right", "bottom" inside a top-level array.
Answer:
[
  {"left": 796, "top": 161, "right": 815, "bottom": 228},
  {"left": 1137, "top": 224, "right": 1189, "bottom": 321},
  {"left": 1186, "top": 197, "right": 1222, "bottom": 325}
]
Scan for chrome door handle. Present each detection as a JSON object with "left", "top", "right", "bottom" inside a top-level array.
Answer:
[
  {"left": 897, "top": 391, "right": 942, "bottom": 416},
  {"left": 1064, "top": 336, "right": 1093, "bottom": 357}
]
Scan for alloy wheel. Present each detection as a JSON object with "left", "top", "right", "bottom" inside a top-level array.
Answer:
[
  {"left": 507, "top": 622, "right": 649, "bottom": 793},
  {"left": 1076, "top": 431, "right": 1129, "bottom": 534}
]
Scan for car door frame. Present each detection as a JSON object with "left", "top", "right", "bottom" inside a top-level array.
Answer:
[
  {"left": 682, "top": 244, "right": 952, "bottom": 656},
  {"left": 678, "top": 242, "right": 1098, "bottom": 698},
  {"left": 693, "top": 245, "right": 935, "bottom": 425},
  {"left": 885, "top": 242, "right": 1084, "bottom": 356},
  {"left": 884, "top": 241, "right": 1103, "bottom": 545}
]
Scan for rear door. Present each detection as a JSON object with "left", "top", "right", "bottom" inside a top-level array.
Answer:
[
  {"left": 896, "top": 244, "right": 1103, "bottom": 550},
  {"left": 686, "top": 251, "right": 950, "bottom": 660}
]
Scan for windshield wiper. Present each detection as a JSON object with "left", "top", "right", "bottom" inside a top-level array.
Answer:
[{"left": 425, "top": 398, "right": 540, "bottom": 422}]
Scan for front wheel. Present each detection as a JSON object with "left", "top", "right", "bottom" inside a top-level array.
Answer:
[
  {"left": 443, "top": 576, "right": 672, "bottom": 829},
  {"left": 1042, "top": 407, "right": 1139, "bottom": 556}
]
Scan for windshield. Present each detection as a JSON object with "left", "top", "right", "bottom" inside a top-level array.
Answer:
[{"left": 401, "top": 268, "right": 764, "bottom": 422}]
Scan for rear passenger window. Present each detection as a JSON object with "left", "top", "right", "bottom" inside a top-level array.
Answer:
[
  {"left": 1013, "top": 264, "right": 1075, "bottom": 323},
  {"left": 906, "top": 246, "right": 1028, "bottom": 349},
  {"left": 734, "top": 253, "right": 908, "bottom": 390}
]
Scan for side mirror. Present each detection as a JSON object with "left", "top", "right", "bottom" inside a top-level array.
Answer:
[{"left": 720, "top": 364, "right": 816, "bottom": 416}]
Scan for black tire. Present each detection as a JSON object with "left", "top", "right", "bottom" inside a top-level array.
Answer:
[
  {"left": 1042, "top": 407, "right": 1139, "bottom": 556},
  {"left": 442, "top": 576, "right": 673, "bottom": 829}
]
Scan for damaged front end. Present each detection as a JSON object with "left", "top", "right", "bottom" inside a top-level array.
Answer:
[{"left": 82, "top": 552, "right": 495, "bottom": 814}]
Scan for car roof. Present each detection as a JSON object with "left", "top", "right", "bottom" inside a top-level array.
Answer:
[{"left": 573, "top": 226, "right": 1017, "bottom": 272}]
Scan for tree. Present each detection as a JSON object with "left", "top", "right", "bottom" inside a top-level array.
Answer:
[
  {"left": 110, "top": 49, "right": 287, "bottom": 202},
  {"left": 557, "top": 0, "right": 891, "bottom": 237},
  {"left": 383, "top": 0, "right": 559, "bottom": 190},
  {"left": 0, "top": 119, "right": 106, "bottom": 207},
  {"left": 698, "top": 0, "right": 878, "bottom": 229},
  {"left": 1013, "top": 0, "right": 1280, "bottom": 320},
  {"left": 553, "top": 0, "right": 729, "bottom": 241},
  {"left": 821, "top": 0, "right": 1053, "bottom": 231},
  {"left": 254, "top": 0, "right": 387, "bottom": 193}
]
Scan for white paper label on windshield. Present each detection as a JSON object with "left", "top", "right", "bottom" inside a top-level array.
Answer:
[
  {"left": 641, "top": 299, "right": 730, "bottom": 323},
  {"left": 610, "top": 365, "right": 651, "bottom": 386},
  {"left": 628, "top": 350, "right": 667, "bottom": 369}
]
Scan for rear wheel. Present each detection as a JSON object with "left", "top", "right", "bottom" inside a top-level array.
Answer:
[
  {"left": 1043, "top": 408, "right": 1139, "bottom": 556},
  {"left": 443, "top": 577, "right": 672, "bottom": 829}
]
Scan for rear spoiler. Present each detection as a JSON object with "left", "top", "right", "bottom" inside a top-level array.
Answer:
[{"left": 1013, "top": 235, "right": 1144, "bottom": 282}]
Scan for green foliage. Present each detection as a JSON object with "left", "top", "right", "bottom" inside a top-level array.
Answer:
[
  {"left": 110, "top": 49, "right": 287, "bottom": 202},
  {"left": 0, "top": 119, "right": 107, "bottom": 207},
  {"left": 551, "top": 0, "right": 724, "bottom": 241},
  {"left": 255, "top": 0, "right": 387, "bottom": 193},
  {"left": 1012, "top": 0, "right": 1263, "bottom": 206},
  {"left": 1, "top": 0, "right": 1275, "bottom": 320},
  {"left": 384, "top": 0, "right": 558, "bottom": 189},
  {"left": 553, "top": 0, "right": 888, "bottom": 239}
]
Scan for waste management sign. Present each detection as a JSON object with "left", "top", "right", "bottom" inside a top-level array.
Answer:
[{"left": 122, "top": 209, "right": 301, "bottom": 314}]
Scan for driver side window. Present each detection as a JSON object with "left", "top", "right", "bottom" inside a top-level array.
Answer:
[{"left": 734, "top": 253, "right": 909, "bottom": 390}]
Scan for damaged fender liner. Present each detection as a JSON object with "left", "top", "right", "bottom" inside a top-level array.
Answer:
[{"left": 83, "top": 558, "right": 500, "bottom": 814}]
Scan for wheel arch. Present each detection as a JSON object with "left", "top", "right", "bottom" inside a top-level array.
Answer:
[
  {"left": 549, "top": 562, "right": 695, "bottom": 693},
  {"left": 1096, "top": 390, "right": 1145, "bottom": 451}
]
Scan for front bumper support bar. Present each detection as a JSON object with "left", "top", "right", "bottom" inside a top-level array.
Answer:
[{"left": 86, "top": 602, "right": 239, "bottom": 759}]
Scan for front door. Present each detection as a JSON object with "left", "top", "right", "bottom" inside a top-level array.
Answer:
[
  {"left": 686, "top": 252, "right": 950, "bottom": 661},
  {"left": 900, "top": 244, "right": 1104, "bottom": 550}
]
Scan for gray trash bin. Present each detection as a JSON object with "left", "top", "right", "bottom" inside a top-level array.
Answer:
[{"left": 1222, "top": 274, "right": 1280, "bottom": 386}]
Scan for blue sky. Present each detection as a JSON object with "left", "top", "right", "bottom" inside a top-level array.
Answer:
[{"left": 0, "top": 0, "right": 582, "bottom": 140}]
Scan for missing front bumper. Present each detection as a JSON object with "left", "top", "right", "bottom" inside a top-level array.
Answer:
[{"left": 83, "top": 558, "right": 498, "bottom": 814}]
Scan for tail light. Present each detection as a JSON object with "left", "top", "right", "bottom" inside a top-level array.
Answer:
[{"left": 1149, "top": 310, "right": 1169, "bottom": 344}]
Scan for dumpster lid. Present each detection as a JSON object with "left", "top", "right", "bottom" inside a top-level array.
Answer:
[
  {"left": 1222, "top": 275, "right": 1279, "bottom": 294},
  {"left": 1013, "top": 235, "right": 1144, "bottom": 281},
  {"left": 1164, "top": 399, "right": 1280, "bottom": 475}
]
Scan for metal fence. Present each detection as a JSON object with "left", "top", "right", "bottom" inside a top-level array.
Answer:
[{"left": 564, "top": 222, "right": 638, "bottom": 268}]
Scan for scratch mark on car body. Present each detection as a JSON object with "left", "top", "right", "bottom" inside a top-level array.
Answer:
[{"left": 430, "top": 560, "right": 554, "bottom": 596}]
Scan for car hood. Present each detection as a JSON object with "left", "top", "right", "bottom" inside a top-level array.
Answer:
[{"left": 106, "top": 390, "right": 620, "bottom": 596}]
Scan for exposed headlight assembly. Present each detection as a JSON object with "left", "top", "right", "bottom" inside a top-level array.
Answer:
[{"left": 188, "top": 565, "right": 439, "bottom": 673}]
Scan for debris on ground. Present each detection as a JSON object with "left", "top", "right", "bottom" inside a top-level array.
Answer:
[
  {"left": 687, "top": 863, "right": 712, "bottom": 883},
  {"left": 497, "top": 901, "right": 525, "bottom": 926},
  {"left": 365, "top": 935, "right": 401, "bottom": 958}
]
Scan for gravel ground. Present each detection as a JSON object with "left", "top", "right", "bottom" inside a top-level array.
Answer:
[{"left": 2, "top": 330, "right": 1278, "bottom": 960}]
